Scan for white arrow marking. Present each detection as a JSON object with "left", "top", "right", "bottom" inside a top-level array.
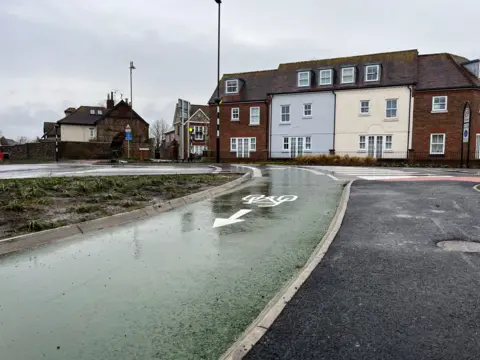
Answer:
[{"left": 213, "top": 209, "right": 252, "bottom": 228}]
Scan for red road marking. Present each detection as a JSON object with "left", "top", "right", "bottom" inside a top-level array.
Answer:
[{"left": 380, "top": 176, "right": 480, "bottom": 182}]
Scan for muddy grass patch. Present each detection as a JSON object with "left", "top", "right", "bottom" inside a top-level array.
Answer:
[{"left": 0, "top": 174, "right": 240, "bottom": 239}]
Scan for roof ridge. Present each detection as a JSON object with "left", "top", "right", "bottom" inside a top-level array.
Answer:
[
  {"left": 445, "top": 54, "right": 478, "bottom": 86},
  {"left": 279, "top": 49, "right": 418, "bottom": 67},
  {"left": 223, "top": 69, "right": 277, "bottom": 77}
]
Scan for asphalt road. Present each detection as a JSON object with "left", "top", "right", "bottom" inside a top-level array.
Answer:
[
  {"left": 245, "top": 180, "right": 480, "bottom": 360},
  {"left": 0, "top": 163, "right": 215, "bottom": 178},
  {"left": 0, "top": 167, "right": 343, "bottom": 360}
]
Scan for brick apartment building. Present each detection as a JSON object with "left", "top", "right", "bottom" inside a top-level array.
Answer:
[
  {"left": 412, "top": 54, "right": 480, "bottom": 166},
  {"left": 208, "top": 70, "right": 276, "bottom": 161}
]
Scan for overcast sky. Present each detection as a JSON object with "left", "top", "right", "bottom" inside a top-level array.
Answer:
[{"left": 1, "top": 0, "right": 478, "bottom": 139}]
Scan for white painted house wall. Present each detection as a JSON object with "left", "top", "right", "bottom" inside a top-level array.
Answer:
[
  {"left": 270, "top": 92, "right": 335, "bottom": 158},
  {"left": 60, "top": 125, "right": 96, "bottom": 142},
  {"left": 335, "top": 87, "right": 413, "bottom": 158}
]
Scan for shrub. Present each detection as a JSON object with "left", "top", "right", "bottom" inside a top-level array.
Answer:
[{"left": 294, "top": 154, "right": 377, "bottom": 166}]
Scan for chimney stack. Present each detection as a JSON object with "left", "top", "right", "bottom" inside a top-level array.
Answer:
[
  {"left": 64, "top": 107, "right": 76, "bottom": 116},
  {"left": 106, "top": 91, "right": 115, "bottom": 109}
]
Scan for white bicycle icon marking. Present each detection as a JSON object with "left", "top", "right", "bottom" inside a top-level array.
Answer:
[{"left": 241, "top": 194, "right": 298, "bottom": 208}]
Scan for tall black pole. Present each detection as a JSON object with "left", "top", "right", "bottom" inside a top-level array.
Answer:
[{"left": 215, "top": 0, "right": 221, "bottom": 163}]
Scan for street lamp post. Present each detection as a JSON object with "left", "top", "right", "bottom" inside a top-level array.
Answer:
[{"left": 214, "top": 0, "right": 221, "bottom": 163}]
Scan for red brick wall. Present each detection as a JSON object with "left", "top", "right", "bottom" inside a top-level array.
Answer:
[
  {"left": 412, "top": 89, "right": 480, "bottom": 165},
  {"left": 208, "top": 102, "right": 268, "bottom": 161}
]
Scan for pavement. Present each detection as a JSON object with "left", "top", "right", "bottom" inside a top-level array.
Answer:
[
  {"left": 0, "top": 163, "right": 216, "bottom": 179},
  {"left": 245, "top": 180, "right": 480, "bottom": 360},
  {"left": 304, "top": 165, "right": 480, "bottom": 181},
  {"left": 0, "top": 167, "right": 343, "bottom": 360}
]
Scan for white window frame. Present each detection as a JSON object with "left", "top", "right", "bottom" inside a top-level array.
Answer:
[
  {"left": 89, "top": 127, "right": 95, "bottom": 139},
  {"left": 360, "top": 100, "right": 370, "bottom": 115},
  {"left": 341, "top": 67, "right": 355, "bottom": 84},
  {"left": 319, "top": 69, "right": 333, "bottom": 85},
  {"left": 225, "top": 79, "right": 239, "bottom": 94},
  {"left": 365, "top": 65, "right": 380, "bottom": 82},
  {"left": 230, "top": 138, "right": 237, "bottom": 151},
  {"left": 432, "top": 96, "right": 448, "bottom": 112},
  {"left": 193, "top": 126, "right": 204, "bottom": 140},
  {"left": 430, "top": 133, "right": 446, "bottom": 155},
  {"left": 250, "top": 138, "right": 256, "bottom": 151},
  {"left": 303, "top": 103, "right": 312, "bottom": 117},
  {"left": 305, "top": 136, "right": 312, "bottom": 150},
  {"left": 281, "top": 105, "right": 290, "bottom": 123},
  {"left": 250, "top": 107, "right": 260, "bottom": 125},
  {"left": 231, "top": 107, "right": 239, "bottom": 121},
  {"left": 97, "top": 110, "right": 103, "bottom": 115},
  {"left": 90, "top": 109, "right": 95, "bottom": 115},
  {"left": 282, "top": 137, "right": 312, "bottom": 152},
  {"left": 385, "top": 99, "right": 398, "bottom": 119},
  {"left": 385, "top": 135, "right": 393, "bottom": 150},
  {"left": 359, "top": 135, "right": 366, "bottom": 150},
  {"left": 230, "top": 137, "right": 256, "bottom": 157},
  {"left": 298, "top": 71, "right": 310, "bottom": 87}
]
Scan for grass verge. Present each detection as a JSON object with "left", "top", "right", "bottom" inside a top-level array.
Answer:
[{"left": 0, "top": 174, "right": 240, "bottom": 239}]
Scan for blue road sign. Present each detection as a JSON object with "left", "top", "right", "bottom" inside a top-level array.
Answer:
[{"left": 125, "top": 132, "right": 133, "bottom": 141}]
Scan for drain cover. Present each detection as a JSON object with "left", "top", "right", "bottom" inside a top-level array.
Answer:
[{"left": 437, "top": 240, "right": 480, "bottom": 253}]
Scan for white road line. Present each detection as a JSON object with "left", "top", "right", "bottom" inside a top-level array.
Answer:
[
  {"left": 234, "top": 165, "right": 262, "bottom": 178},
  {"left": 296, "top": 167, "right": 339, "bottom": 181},
  {"left": 211, "top": 166, "right": 222, "bottom": 174}
]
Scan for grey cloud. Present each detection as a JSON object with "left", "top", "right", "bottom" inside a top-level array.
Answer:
[{"left": 1, "top": 0, "right": 480, "bottom": 138}]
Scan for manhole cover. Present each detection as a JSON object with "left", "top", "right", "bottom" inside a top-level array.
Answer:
[{"left": 437, "top": 240, "right": 480, "bottom": 253}]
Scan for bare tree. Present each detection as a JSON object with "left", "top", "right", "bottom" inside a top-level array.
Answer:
[
  {"left": 15, "top": 136, "right": 28, "bottom": 144},
  {"left": 150, "top": 119, "right": 169, "bottom": 150}
]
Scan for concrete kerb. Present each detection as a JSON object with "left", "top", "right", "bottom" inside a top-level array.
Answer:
[
  {"left": 474, "top": 184, "right": 480, "bottom": 192},
  {"left": 0, "top": 172, "right": 252, "bottom": 256},
  {"left": 219, "top": 180, "right": 354, "bottom": 360}
]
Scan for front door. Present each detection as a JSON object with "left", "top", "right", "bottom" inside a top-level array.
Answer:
[
  {"left": 289, "top": 137, "right": 304, "bottom": 158},
  {"left": 237, "top": 138, "right": 249, "bottom": 158},
  {"left": 367, "top": 135, "right": 384, "bottom": 159}
]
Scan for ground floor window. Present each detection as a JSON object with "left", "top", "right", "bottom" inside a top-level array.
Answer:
[
  {"left": 430, "top": 133, "right": 445, "bottom": 155},
  {"left": 191, "top": 145, "right": 207, "bottom": 155},
  {"left": 283, "top": 136, "right": 312, "bottom": 157},
  {"left": 359, "top": 135, "right": 393, "bottom": 158},
  {"left": 230, "top": 137, "right": 256, "bottom": 158}
]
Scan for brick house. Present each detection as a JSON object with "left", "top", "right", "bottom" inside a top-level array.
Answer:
[
  {"left": 412, "top": 54, "right": 480, "bottom": 166},
  {"left": 172, "top": 101, "right": 210, "bottom": 160},
  {"left": 207, "top": 70, "right": 276, "bottom": 161},
  {"left": 55, "top": 93, "right": 150, "bottom": 158}
]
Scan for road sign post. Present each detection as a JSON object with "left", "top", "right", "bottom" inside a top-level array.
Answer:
[{"left": 125, "top": 124, "right": 132, "bottom": 159}]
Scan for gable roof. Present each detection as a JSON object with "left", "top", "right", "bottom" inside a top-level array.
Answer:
[
  {"left": 190, "top": 104, "right": 209, "bottom": 117},
  {"left": 41, "top": 122, "right": 57, "bottom": 139},
  {"left": 56, "top": 100, "right": 149, "bottom": 127},
  {"left": 417, "top": 53, "right": 480, "bottom": 90},
  {"left": 208, "top": 69, "right": 277, "bottom": 104},
  {"left": 0, "top": 137, "right": 16, "bottom": 146},
  {"left": 57, "top": 106, "right": 106, "bottom": 125},
  {"left": 271, "top": 49, "right": 418, "bottom": 94}
]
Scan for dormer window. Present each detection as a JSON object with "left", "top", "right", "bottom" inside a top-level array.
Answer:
[
  {"left": 225, "top": 79, "right": 239, "bottom": 94},
  {"left": 341, "top": 67, "right": 355, "bottom": 84},
  {"left": 97, "top": 110, "right": 103, "bottom": 115},
  {"left": 319, "top": 69, "right": 333, "bottom": 85},
  {"left": 365, "top": 65, "right": 380, "bottom": 82},
  {"left": 90, "top": 109, "right": 95, "bottom": 115},
  {"left": 298, "top": 71, "right": 310, "bottom": 87}
]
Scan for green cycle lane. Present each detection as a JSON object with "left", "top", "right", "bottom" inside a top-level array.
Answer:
[{"left": 0, "top": 167, "right": 343, "bottom": 360}]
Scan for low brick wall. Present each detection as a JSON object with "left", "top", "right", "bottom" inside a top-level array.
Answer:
[
  {"left": 0, "top": 142, "right": 55, "bottom": 161},
  {"left": 58, "top": 141, "right": 111, "bottom": 160}
]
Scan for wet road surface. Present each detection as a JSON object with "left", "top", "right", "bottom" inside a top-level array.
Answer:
[
  {"left": 0, "top": 163, "right": 214, "bottom": 179},
  {"left": 0, "top": 167, "right": 343, "bottom": 360},
  {"left": 245, "top": 180, "right": 480, "bottom": 360}
]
